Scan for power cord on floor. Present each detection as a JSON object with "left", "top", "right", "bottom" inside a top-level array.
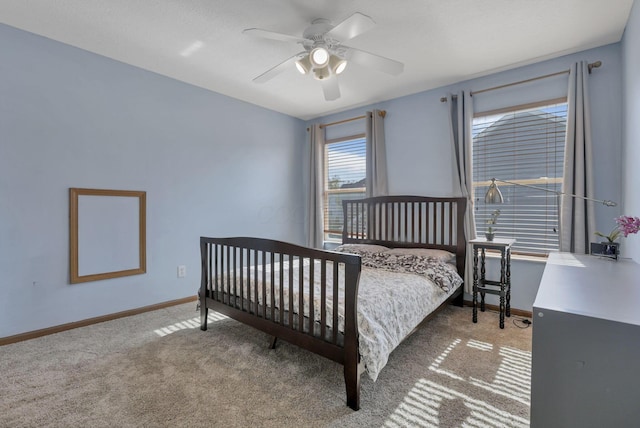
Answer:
[{"left": 513, "top": 317, "right": 532, "bottom": 329}]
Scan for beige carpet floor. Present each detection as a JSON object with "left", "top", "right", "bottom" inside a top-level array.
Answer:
[{"left": 0, "top": 303, "right": 532, "bottom": 427}]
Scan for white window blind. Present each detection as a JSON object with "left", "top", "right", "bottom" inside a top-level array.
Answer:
[
  {"left": 324, "top": 136, "right": 366, "bottom": 242},
  {"left": 472, "top": 100, "right": 568, "bottom": 255}
]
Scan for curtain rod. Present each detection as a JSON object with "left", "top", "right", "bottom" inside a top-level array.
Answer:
[
  {"left": 307, "top": 110, "right": 387, "bottom": 131},
  {"left": 439, "top": 60, "right": 602, "bottom": 102}
]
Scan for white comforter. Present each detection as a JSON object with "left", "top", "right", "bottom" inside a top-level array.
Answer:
[
  {"left": 354, "top": 264, "right": 458, "bottom": 380},
  {"left": 216, "top": 255, "right": 461, "bottom": 381}
]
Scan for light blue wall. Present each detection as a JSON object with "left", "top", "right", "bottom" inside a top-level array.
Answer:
[
  {"left": 0, "top": 24, "right": 305, "bottom": 338},
  {"left": 1, "top": 14, "right": 633, "bottom": 338},
  {"left": 622, "top": 0, "right": 640, "bottom": 263},
  {"left": 307, "top": 43, "right": 624, "bottom": 312}
]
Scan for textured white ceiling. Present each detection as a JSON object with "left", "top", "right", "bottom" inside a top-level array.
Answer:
[{"left": 0, "top": 0, "right": 633, "bottom": 120}]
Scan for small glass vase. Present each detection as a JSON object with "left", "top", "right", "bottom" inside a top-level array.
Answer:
[
  {"left": 602, "top": 242, "right": 619, "bottom": 259},
  {"left": 485, "top": 232, "right": 495, "bottom": 241},
  {"left": 591, "top": 241, "right": 619, "bottom": 260}
]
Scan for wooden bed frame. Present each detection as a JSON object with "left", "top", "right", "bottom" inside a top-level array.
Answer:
[{"left": 199, "top": 195, "right": 467, "bottom": 410}]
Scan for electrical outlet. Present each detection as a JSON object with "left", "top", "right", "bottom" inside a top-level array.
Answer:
[{"left": 177, "top": 265, "right": 186, "bottom": 278}]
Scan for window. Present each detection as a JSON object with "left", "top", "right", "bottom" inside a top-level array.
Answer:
[
  {"left": 472, "top": 100, "right": 568, "bottom": 255},
  {"left": 323, "top": 135, "right": 366, "bottom": 242}
]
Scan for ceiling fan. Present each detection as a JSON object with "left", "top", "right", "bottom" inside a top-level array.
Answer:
[{"left": 243, "top": 12, "right": 404, "bottom": 101}]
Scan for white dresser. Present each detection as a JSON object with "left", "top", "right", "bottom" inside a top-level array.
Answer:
[{"left": 531, "top": 252, "right": 640, "bottom": 428}]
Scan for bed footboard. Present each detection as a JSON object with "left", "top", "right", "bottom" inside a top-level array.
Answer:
[{"left": 199, "top": 236, "right": 362, "bottom": 409}]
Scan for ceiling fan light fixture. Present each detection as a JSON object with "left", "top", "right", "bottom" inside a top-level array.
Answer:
[
  {"left": 329, "top": 55, "right": 347, "bottom": 75},
  {"left": 310, "top": 47, "right": 330, "bottom": 68},
  {"left": 313, "top": 65, "right": 331, "bottom": 80},
  {"left": 295, "top": 55, "right": 311, "bottom": 74}
]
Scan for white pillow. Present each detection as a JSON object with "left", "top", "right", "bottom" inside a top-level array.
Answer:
[
  {"left": 333, "top": 244, "right": 390, "bottom": 255},
  {"left": 385, "top": 247, "right": 456, "bottom": 263}
]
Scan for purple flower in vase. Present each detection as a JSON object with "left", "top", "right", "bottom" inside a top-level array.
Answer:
[
  {"left": 615, "top": 215, "right": 640, "bottom": 237},
  {"left": 595, "top": 215, "right": 640, "bottom": 243}
]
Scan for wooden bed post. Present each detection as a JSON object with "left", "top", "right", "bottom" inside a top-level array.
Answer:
[
  {"left": 343, "top": 262, "right": 362, "bottom": 410},
  {"left": 199, "top": 238, "right": 209, "bottom": 331}
]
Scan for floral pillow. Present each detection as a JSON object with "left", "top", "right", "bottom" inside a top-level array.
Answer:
[
  {"left": 385, "top": 247, "right": 456, "bottom": 264},
  {"left": 333, "top": 244, "right": 390, "bottom": 256},
  {"left": 360, "top": 252, "right": 462, "bottom": 292}
]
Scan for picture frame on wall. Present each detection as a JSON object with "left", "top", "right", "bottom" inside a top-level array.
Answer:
[{"left": 69, "top": 188, "right": 146, "bottom": 284}]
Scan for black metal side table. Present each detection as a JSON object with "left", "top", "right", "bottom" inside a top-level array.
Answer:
[{"left": 470, "top": 238, "right": 516, "bottom": 329}]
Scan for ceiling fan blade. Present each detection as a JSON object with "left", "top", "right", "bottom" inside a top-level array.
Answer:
[
  {"left": 326, "top": 12, "right": 375, "bottom": 42},
  {"left": 253, "top": 53, "right": 303, "bottom": 83},
  {"left": 243, "top": 28, "right": 307, "bottom": 44},
  {"left": 321, "top": 77, "right": 341, "bottom": 101},
  {"left": 344, "top": 47, "right": 404, "bottom": 75}
]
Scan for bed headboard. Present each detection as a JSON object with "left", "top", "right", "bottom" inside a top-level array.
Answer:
[{"left": 342, "top": 195, "right": 467, "bottom": 277}]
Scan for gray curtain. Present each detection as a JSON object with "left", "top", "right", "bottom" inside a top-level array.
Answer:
[
  {"left": 560, "top": 61, "right": 596, "bottom": 253},
  {"left": 448, "top": 91, "right": 477, "bottom": 293},
  {"left": 307, "top": 124, "right": 325, "bottom": 248},
  {"left": 365, "top": 110, "right": 388, "bottom": 196}
]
